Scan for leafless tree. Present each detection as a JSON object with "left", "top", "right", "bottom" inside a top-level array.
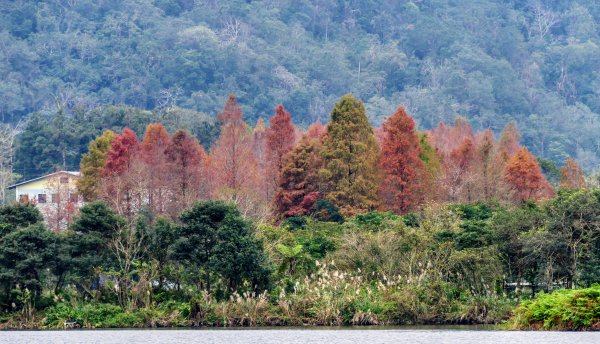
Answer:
[
  {"left": 110, "top": 222, "right": 146, "bottom": 310},
  {"left": 529, "top": 1, "right": 560, "bottom": 40},
  {"left": 221, "top": 17, "right": 242, "bottom": 45}
]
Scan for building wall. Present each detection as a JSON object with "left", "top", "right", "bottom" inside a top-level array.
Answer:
[
  {"left": 14, "top": 173, "right": 81, "bottom": 204},
  {"left": 13, "top": 172, "right": 83, "bottom": 231}
]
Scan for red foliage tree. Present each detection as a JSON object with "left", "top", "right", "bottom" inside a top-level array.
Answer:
[
  {"left": 265, "top": 104, "right": 296, "bottom": 202},
  {"left": 100, "top": 128, "right": 142, "bottom": 221},
  {"left": 165, "top": 129, "right": 208, "bottom": 217},
  {"left": 504, "top": 148, "right": 555, "bottom": 202},
  {"left": 218, "top": 94, "right": 243, "bottom": 123},
  {"left": 560, "top": 158, "right": 586, "bottom": 189},
  {"left": 103, "top": 128, "right": 139, "bottom": 176},
  {"left": 140, "top": 123, "right": 171, "bottom": 215},
  {"left": 378, "top": 106, "right": 425, "bottom": 213}
]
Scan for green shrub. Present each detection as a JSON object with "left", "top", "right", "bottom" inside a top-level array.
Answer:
[
  {"left": 44, "top": 303, "right": 123, "bottom": 328},
  {"left": 511, "top": 286, "right": 600, "bottom": 330},
  {"left": 352, "top": 211, "right": 399, "bottom": 231}
]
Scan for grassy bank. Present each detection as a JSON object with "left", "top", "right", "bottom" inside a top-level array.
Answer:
[
  {"left": 1, "top": 263, "right": 514, "bottom": 329},
  {"left": 510, "top": 285, "right": 600, "bottom": 330}
]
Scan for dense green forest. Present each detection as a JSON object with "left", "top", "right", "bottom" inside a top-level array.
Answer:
[{"left": 2, "top": 0, "right": 600, "bottom": 180}]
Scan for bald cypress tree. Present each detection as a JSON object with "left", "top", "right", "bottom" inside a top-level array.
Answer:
[
  {"left": 319, "top": 94, "right": 380, "bottom": 217},
  {"left": 378, "top": 106, "right": 425, "bottom": 214},
  {"left": 77, "top": 130, "right": 116, "bottom": 201}
]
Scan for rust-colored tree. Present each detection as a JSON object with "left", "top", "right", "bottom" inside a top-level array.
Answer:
[
  {"left": 209, "top": 95, "right": 263, "bottom": 218},
  {"left": 140, "top": 123, "right": 171, "bottom": 215},
  {"left": 378, "top": 106, "right": 425, "bottom": 213},
  {"left": 218, "top": 94, "right": 244, "bottom": 123},
  {"left": 265, "top": 104, "right": 296, "bottom": 203},
  {"left": 560, "top": 158, "right": 586, "bottom": 189},
  {"left": 275, "top": 133, "right": 323, "bottom": 218},
  {"left": 165, "top": 129, "right": 208, "bottom": 217},
  {"left": 504, "top": 148, "right": 555, "bottom": 202},
  {"left": 103, "top": 128, "right": 140, "bottom": 176}
]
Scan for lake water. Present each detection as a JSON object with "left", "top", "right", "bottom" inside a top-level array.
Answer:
[{"left": 2, "top": 328, "right": 600, "bottom": 344}]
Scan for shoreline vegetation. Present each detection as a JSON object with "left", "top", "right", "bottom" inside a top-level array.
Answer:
[
  {"left": 1, "top": 96, "right": 600, "bottom": 332},
  {"left": 1, "top": 198, "right": 599, "bottom": 331}
]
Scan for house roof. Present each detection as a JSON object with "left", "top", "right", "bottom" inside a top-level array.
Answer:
[{"left": 6, "top": 171, "right": 80, "bottom": 190}]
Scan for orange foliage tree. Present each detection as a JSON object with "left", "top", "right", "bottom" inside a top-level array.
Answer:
[
  {"left": 378, "top": 106, "right": 425, "bottom": 213},
  {"left": 504, "top": 148, "right": 555, "bottom": 202},
  {"left": 140, "top": 123, "right": 171, "bottom": 215}
]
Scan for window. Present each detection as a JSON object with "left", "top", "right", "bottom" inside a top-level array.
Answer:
[
  {"left": 19, "top": 194, "right": 29, "bottom": 203},
  {"left": 69, "top": 193, "right": 79, "bottom": 203},
  {"left": 38, "top": 194, "right": 47, "bottom": 203},
  {"left": 60, "top": 177, "right": 69, "bottom": 184},
  {"left": 51, "top": 193, "right": 60, "bottom": 203}
]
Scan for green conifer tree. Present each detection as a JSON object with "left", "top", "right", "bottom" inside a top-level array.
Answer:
[
  {"left": 77, "top": 130, "right": 117, "bottom": 201},
  {"left": 319, "top": 94, "right": 380, "bottom": 216}
]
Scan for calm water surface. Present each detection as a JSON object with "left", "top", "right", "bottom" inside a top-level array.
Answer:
[{"left": 2, "top": 327, "right": 599, "bottom": 344}]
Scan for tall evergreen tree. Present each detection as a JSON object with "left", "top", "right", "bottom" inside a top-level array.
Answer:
[
  {"left": 475, "top": 129, "right": 508, "bottom": 201},
  {"left": 319, "top": 94, "right": 380, "bottom": 216}
]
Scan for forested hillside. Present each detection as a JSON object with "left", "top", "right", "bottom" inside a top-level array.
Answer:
[{"left": 2, "top": 0, "right": 600, "bottom": 177}]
